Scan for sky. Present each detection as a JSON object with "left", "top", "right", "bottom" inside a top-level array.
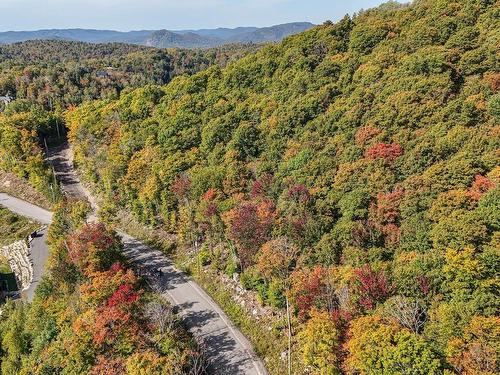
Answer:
[{"left": 0, "top": 0, "right": 389, "bottom": 32}]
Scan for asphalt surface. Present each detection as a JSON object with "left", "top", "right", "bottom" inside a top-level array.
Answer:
[
  {"left": 9, "top": 141, "right": 269, "bottom": 375},
  {"left": 0, "top": 194, "right": 52, "bottom": 302},
  {"left": 121, "top": 232, "right": 268, "bottom": 375},
  {"left": 25, "top": 227, "right": 49, "bottom": 302},
  {"left": 0, "top": 193, "right": 52, "bottom": 224}
]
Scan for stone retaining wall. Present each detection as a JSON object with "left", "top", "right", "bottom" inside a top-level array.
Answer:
[{"left": 0, "top": 240, "right": 33, "bottom": 291}]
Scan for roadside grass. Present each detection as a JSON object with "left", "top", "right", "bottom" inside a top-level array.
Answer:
[
  {"left": 0, "top": 207, "right": 39, "bottom": 246},
  {"left": 0, "top": 171, "right": 54, "bottom": 209},
  {"left": 188, "top": 265, "right": 290, "bottom": 375},
  {"left": 115, "top": 210, "right": 176, "bottom": 254},
  {"left": 0, "top": 257, "right": 10, "bottom": 274}
]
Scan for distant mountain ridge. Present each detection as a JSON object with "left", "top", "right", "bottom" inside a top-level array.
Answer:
[{"left": 0, "top": 23, "right": 315, "bottom": 48}]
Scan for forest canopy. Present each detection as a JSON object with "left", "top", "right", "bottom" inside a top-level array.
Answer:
[
  {"left": 66, "top": 0, "right": 499, "bottom": 373},
  {"left": 0, "top": 0, "right": 497, "bottom": 373},
  {"left": 0, "top": 40, "right": 257, "bottom": 204}
]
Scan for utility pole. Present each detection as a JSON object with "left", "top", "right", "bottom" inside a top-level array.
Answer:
[
  {"left": 195, "top": 237, "right": 201, "bottom": 276},
  {"left": 44, "top": 137, "right": 58, "bottom": 202},
  {"left": 55, "top": 116, "right": 61, "bottom": 139},
  {"left": 286, "top": 294, "right": 292, "bottom": 375},
  {"left": 49, "top": 97, "right": 61, "bottom": 139}
]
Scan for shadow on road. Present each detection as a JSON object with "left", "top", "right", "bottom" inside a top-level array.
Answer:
[
  {"left": 44, "top": 141, "right": 269, "bottom": 375},
  {"left": 120, "top": 234, "right": 264, "bottom": 374}
]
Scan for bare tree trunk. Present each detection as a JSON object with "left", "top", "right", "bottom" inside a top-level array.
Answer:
[
  {"left": 194, "top": 237, "right": 202, "bottom": 281},
  {"left": 286, "top": 294, "right": 292, "bottom": 375}
]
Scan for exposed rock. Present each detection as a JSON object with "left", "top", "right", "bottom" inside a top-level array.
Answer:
[
  {"left": 217, "top": 272, "right": 277, "bottom": 320},
  {"left": 1, "top": 240, "right": 33, "bottom": 291}
]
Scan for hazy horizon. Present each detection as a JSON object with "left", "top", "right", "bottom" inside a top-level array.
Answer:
[
  {"left": 0, "top": 0, "right": 388, "bottom": 32},
  {"left": 0, "top": 22, "right": 315, "bottom": 33}
]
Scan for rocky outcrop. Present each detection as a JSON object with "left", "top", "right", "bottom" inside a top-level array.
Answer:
[
  {"left": 220, "top": 272, "right": 276, "bottom": 320},
  {"left": 1, "top": 240, "right": 33, "bottom": 291}
]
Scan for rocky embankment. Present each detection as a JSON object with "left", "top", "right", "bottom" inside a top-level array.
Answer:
[{"left": 1, "top": 239, "right": 33, "bottom": 291}]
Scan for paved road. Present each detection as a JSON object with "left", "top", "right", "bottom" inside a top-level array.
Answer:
[
  {"left": 121, "top": 233, "right": 267, "bottom": 375},
  {"left": 43, "top": 142, "right": 269, "bottom": 375},
  {"left": 25, "top": 227, "right": 50, "bottom": 302},
  {"left": 0, "top": 194, "right": 52, "bottom": 302},
  {"left": 0, "top": 193, "right": 52, "bottom": 224}
]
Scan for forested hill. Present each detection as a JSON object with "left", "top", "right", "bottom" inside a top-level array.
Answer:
[
  {"left": 67, "top": 0, "right": 500, "bottom": 373},
  {"left": 0, "top": 40, "right": 258, "bottom": 107},
  {"left": 0, "top": 40, "right": 152, "bottom": 63},
  {"left": 0, "top": 40, "right": 257, "bottom": 205}
]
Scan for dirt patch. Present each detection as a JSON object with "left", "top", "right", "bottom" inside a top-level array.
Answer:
[{"left": 0, "top": 171, "right": 52, "bottom": 209}]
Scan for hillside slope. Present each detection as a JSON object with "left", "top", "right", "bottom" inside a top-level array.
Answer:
[
  {"left": 0, "top": 203, "right": 203, "bottom": 374},
  {"left": 0, "top": 40, "right": 257, "bottom": 204},
  {"left": 68, "top": 0, "right": 499, "bottom": 373}
]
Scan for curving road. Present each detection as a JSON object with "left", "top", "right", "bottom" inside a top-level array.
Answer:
[
  {"left": 0, "top": 191, "right": 267, "bottom": 374},
  {"left": 120, "top": 232, "right": 268, "bottom": 374},
  {"left": 0, "top": 194, "right": 51, "bottom": 302},
  {"left": 0, "top": 193, "right": 52, "bottom": 225},
  {"left": 25, "top": 142, "right": 268, "bottom": 375}
]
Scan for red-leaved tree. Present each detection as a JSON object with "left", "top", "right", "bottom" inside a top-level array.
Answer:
[
  {"left": 468, "top": 174, "right": 495, "bottom": 200},
  {"left": 67, "top": 223, "right": 122, "bottom": 275},
  {"left": 369, "top": 190, "right": 404, "bottom": 245},
  {"left": 171, "top": 175, "right": 191, "bottom": 203},
  {"left": 289, "top": 266, "right": 339, "bottom": 319},
  {"left": 90, "top": 356, "right": 125, "bottom": 375},
  {"left": 365, "top": 142, "right": 403, "bottom": 163},
  {"left": 352, "top": 265, "right": 393, "bottom": 311},
  {"left": 225, "top": 200, "right": 275, "bottom": 268}
]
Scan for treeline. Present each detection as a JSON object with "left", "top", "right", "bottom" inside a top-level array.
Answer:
[
  {"left": 0, "top": 40, "right": 153, "bottom": 64},
  {"left": 0, "top": 201, "right": 203, "bottom": 374},
  {"left": 67, "top": 0, "right": 499, "bottom": 373},
  {"left": 0, "top": 40, "right": 257, "bottom": 203},
  {"left": 0, "top": 40, "right": 258, "bottom": 108}
]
